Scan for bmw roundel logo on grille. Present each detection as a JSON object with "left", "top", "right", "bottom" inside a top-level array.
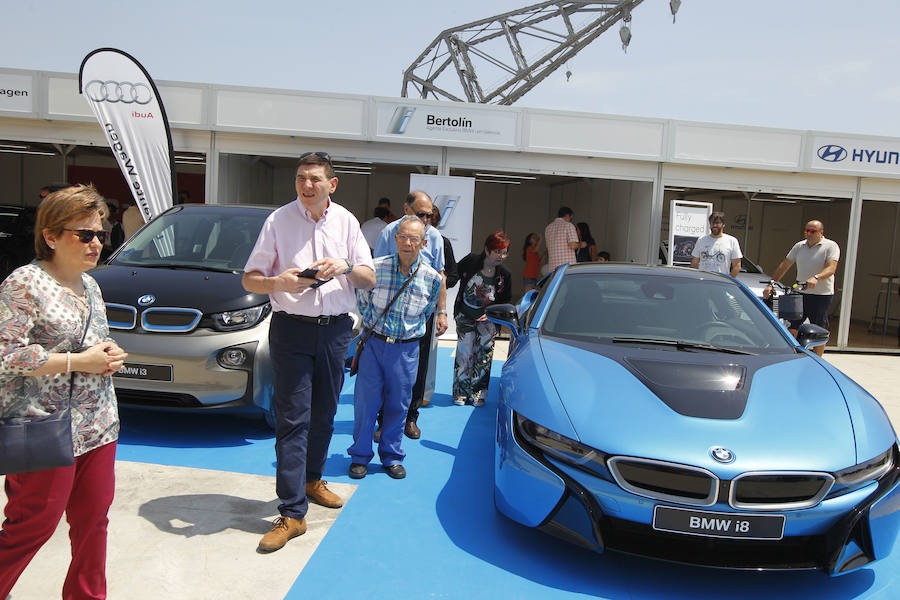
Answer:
[
  {"left": 817, "top": 144, "right": 847, "bottom": 162},
  {"left": 710, "top": 447, "right": 735, "bottom": 463},
  {"left": 137, "top": 294, "right": 156, "bottom": 306}
]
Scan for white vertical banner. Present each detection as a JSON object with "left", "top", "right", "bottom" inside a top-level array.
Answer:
[
  {"left": 409, "top": 173, "right": 475, "bottom": 340},
  {"left": 668, "top": 200, "right": 712, "bottom": 266},
  {"left": 79, "top": 48, "right": 175, "bottom": 223}
]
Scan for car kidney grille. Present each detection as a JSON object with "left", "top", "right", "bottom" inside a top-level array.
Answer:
[
  {"left": 730, "top": 472, "right": 834, "bottom": 510},
  {"left": 608, "top": 457, "right": 718, "bottom": 506},
  {"left": 141, "top": 308, "right": 203, "bottom": 333},
  {"left": 106, "top": 303, "right": 137, "bottom": 329}
]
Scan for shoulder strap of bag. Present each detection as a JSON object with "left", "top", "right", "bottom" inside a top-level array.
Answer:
[
  {"left": 359, "top": 261, "right": 421, "bottom": 345},
  {"left": 68, "top": 286, "right": 94, "bottom": 406}
]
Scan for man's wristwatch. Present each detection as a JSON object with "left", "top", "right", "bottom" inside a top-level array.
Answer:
[
  {"left": 437, "top": 309, "right": 447, "bottom": 315},
  {"left": 813, "top": 274, "right": 820, "bottom": 280},
  {"left": 343, "top": 259, "right": 353, "bottom": 275}
]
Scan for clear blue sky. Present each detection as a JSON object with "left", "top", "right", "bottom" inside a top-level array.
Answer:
[{"left": 5, "top": 0, "right": 900, "bottom": 136}]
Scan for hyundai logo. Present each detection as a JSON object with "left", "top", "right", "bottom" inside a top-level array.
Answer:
[
  {"left": 137, "top": 294, "right": 156, "bottom": 306},
  {"left": 817, "top": 144, "right": 847, "bottom": 162},
  {"left": 85, "top": 80, "right": 153, "bottom": 105},
  {"left": 710, "top": 447, "right": 735, "bottom": 463}
]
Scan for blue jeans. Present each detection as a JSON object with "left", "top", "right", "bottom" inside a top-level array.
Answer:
[
  {"left": 269, "top": 312, "right": 352, "bottom": 520},
  {"left": 348, "top": 336, "right": 419, "bottom": 467}
]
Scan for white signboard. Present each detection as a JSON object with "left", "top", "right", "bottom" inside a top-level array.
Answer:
[
  {"left": 409, "top": 174, "right": 474, "bottom": 341},
  {"left": 811, "top": 136, "right": 900, "bottom": 176},
  {"left": 668, "top": 200, "right": 711, "bottom": 266},
  {"left": 0, "top": 73, "right": 33, "bottom": 113},
  {"left": 376, "top": 101, "right": 518, "bottom": 147}
]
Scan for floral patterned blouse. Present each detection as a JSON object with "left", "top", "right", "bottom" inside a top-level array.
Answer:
[{"left": 0, "top": 262, "right": 119, "bottom": 456}]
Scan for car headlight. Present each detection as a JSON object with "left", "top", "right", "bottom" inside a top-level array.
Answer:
[
  {"left": 211, "top": 304, "right": 270, "bottom": 332},
  {"left": 833, "top": 448, "right": 895, "bottom": 487},
  {"left": 514, "top": 412, "right": 609, "bottom": 478}
]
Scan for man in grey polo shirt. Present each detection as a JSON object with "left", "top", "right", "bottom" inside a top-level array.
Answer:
[{"left": 764, "top": 219, "right": 840, "bottom": 356}]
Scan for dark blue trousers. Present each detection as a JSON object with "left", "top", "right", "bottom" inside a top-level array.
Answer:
[{"left": 269, "top": 312, "right": 352, "bottom": 521}]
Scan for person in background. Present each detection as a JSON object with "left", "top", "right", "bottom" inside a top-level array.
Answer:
[
  {"left": 689, "top": 211, "right": 742, "bottom": 277},
  {"left": 575, "top": 222, "right": 597, "bottom": 263},
  {"left": 0, "top": 184, "right": 127, "bottom": 599},
  {"left": 377, "top": 197, "right": 398, "bottom": 223},
  {"left": 122, "top": 202, "right": 144, "bottom": 239},
  {"left": 545, "top": 207, "right": 584, "bottom": 271},
  {"left": 522, "top": 232, "right": 545, "bottom": 292},
  {"left": 348, "top": 216, "right": 441, "bottom": 480},
  {"left": 597, "top": 250, "right": 611, "bottom": 262},
  {"left": 38, "top": 182, "right": 71, "bottom": 200},
  {"left": 452, "top": 231, "right": 512, "bottom": 407},
  {"left": 361, "top": 206, "right": 391, "bottom": 252},
  {"left": 763, "top": 219, "right": 839, "bottom": 357}
]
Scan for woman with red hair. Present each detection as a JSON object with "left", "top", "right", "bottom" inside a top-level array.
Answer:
[{"left": 452, "top": 231, "right": 512, "bottom": 407}]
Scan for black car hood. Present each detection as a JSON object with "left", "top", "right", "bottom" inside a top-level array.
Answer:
[
  {"left": 90, "top": 264, "right": 268, "bottom": 313},
  {"left": 541, "top": 333, "right": 802, "bottom": 420}
]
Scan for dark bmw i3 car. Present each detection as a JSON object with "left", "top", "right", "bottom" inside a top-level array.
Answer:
[{"left": 90, "top": 203, "right": 365, "bottom": 427}]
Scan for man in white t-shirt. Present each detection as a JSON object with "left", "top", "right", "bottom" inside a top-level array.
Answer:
[
  {"left": 690, "top": 212, "right": 742, "bottom": 277},
  {"left": 360, "top": 206, "right": 390, "bottom": 251}
]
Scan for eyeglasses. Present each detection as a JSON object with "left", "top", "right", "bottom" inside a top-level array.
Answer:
[
  {"left": 299, "top": 151, "right": 333, "bottom": 165},
  {"left": 64, "top": 229, "right": 108, "bottom": 244},
  {"left": 804, "top": 228, "right": 820, "bottom": 234},
  {"left": 396, "top": 234, "right": 422, "bottom": 244},
  {"left": 490, "top": 249, "right": 509, "bottom": 257},
  {"left": 414, "top": 211, "right": 431, "bottom": 219}
]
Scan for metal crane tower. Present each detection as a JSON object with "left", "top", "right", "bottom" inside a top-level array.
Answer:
[{"left": 401, "top": 0, "right": 681, "bottom": 105}]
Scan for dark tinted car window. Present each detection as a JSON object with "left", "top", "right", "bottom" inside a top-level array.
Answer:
[
  {"left": 541, "top": 272, "right": 791, "bottom": 354},
  {"left": 111, "top": 208, "right": 268, "bottom": 272}
]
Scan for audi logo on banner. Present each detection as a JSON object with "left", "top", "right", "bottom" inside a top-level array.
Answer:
[
  {"left": 817, "top": 144, "right": 848, "bottom": 163},
  {"left": 84, "top": 80, "right": 152, "bottom": 105}
]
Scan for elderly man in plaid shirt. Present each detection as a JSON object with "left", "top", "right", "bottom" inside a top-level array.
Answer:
[
  {"left": 545, "top": 206, "right": 586, "bottom": 271},
  {"left": 348, "top": 216, "right": 442, "bottom": 479}
]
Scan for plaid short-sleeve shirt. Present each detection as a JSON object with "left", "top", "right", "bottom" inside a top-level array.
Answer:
[
  {"left": 545, "top": 218, "right": 578, "bottom": 271},
  {"left": 356, "top": 254, "right": 441, "bottom": 341}
]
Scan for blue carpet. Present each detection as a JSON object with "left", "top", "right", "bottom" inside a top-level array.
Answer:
[{"left": 117, "top": 348, "right": 900, "bottom": 600}]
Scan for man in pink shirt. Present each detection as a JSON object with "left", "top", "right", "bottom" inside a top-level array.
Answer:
[
  {"left": 243, "top": 152, "right": 375, "bottom": 552},
  {"left": 545, "top": 206, "right": 585, "bottom": 271}
]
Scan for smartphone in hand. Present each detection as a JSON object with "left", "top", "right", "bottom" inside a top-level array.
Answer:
[{"left": 298, "top": 268, "right": 332, "bottom": 288}]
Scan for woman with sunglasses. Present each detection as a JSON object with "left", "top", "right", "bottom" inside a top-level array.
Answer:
[{"left": 0, "top": 184, "right": 127, "bottom": 599}]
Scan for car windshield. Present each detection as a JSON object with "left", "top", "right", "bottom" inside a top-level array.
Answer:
[
  {"left": 111, "top": 207, "right": 267, "bottom": 272},
  {"left": 540, "top": 272, "right": 792, "bottom": 354},
  {"left": 740, "top": 257, "right": 763, "bottom": 273}
]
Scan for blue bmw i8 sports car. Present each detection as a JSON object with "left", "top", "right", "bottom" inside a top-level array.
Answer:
[{"left": 486, "top": 264, "right": 900, "bottom": 576}]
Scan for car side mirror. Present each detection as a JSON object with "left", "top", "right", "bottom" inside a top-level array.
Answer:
[
  {"left": 797, "top": 323, "right": 829, "bottom": 350},
  {"left": 486, "top": 303, "right": 520, "bottom": 340}
]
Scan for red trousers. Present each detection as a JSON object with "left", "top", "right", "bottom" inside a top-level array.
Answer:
[{"left": 0, "top": 441, "right": 116, "bottom": 600}]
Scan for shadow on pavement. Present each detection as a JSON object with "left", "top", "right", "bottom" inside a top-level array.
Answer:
[{"left": 139, "top": 494, "right": 279, "bottom": 537}]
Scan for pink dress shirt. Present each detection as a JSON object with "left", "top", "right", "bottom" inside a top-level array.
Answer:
[{"left": 244, "top": 198, "right": 374, "bottom": 316}]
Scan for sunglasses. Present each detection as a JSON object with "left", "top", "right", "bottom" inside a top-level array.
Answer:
[
  {"left": 299, "top": 151, "right": 333, "bottom": 165},
  {"left": 64, "top": 228, "right": 108, "bottom": 244},
  {"left": 414, "top": 211, "right": 431, "bottom": 219},
  {"left": 804, "top": 228, "right": 820, "bottom": 234}
]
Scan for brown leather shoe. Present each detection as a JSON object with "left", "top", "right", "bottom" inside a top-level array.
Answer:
[
  {"left": 404, "top": 420, "right": 421, "bottom": 439},
  {"left": 306, "top": 479, "right": 343, "bottom": 508},
  {"left": 258, "top": 516, "right": 306, "bottom": 552}
]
